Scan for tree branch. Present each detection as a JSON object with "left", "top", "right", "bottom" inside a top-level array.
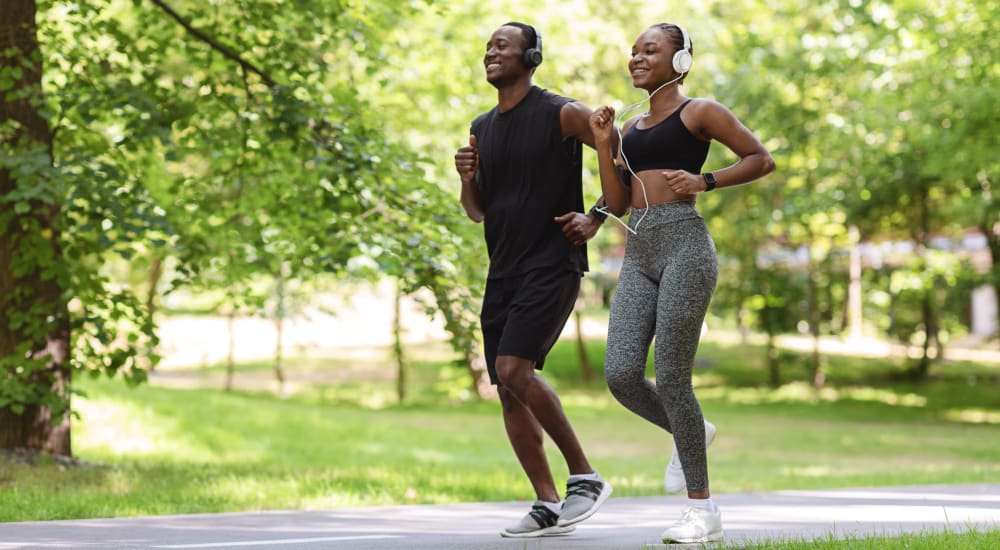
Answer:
[{"left": 148, "top": 0, "right": 278, "bottom": 88}]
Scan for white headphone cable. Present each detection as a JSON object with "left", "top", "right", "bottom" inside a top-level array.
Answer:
[{"left": 595, "top": 74, "right": 683, "bottom": 235}]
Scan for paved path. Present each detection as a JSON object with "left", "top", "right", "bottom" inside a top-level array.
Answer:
[{"left": 1, "top": 484, "right": 997, "bottom": 549}]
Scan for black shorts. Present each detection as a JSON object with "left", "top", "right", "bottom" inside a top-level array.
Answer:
[{"left": 480, "top": 268, "right": 582, "bottom": 385}]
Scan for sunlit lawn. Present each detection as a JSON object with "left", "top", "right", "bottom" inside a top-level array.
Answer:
[
  {"left": 723, "top": 527, "right": 1000, "bottom": 550},
  {"left": 1, "top": 334, "right": 998, "bottom": 525}
]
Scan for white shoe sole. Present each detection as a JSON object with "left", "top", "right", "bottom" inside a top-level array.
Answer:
[
  {"left": 663, "top": 530, "right": 724, "bottom": 544},
  {"left": 556, "top": 482, "right": 613, "bottom": 527},
  {"left": 500, "top": 525, "right": 575, "bottom": 538}
]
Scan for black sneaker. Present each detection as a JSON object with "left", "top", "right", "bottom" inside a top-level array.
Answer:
[{"left": 500, "top": 501, "right": 576, "bottom": 538}]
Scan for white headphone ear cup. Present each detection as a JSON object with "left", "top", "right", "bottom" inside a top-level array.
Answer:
[{"left": 673, "top": 50, "right": 692, "bottom": 73}]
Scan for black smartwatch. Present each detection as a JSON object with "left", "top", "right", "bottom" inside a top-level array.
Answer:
[
  {"left": 589, "top": 204, "right": 608, "bottom": 222},
  {"left": 703, "top": 172, "right": 717, "bottom": 191}
]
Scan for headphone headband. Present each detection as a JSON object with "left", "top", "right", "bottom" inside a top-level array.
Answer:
[{"left": 676, "top": 24, "right": 690, "bottom": 52}]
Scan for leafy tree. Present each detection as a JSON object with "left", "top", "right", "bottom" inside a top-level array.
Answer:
[
  {"left": 842, "top": 0, "right": 994, "bottom": 376},
  {"left": 2, "top": 0, "right": 166, "bottom": 455},
  {"left": 2, "top": 0, "right": 483, "bottom": 454},
  {"left": 932, "top": 0, "right": 1000, "bottom": 337},
  {"left": 7, "top": 0, "right": 997, "bottom": 457},
  {"left": 1, "top": 0, "right": 71, "bottom": 454}
]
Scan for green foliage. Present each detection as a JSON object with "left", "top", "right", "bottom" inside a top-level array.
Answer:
[
  {"left": 0, "top": 344, "right": 58, "bottom": 416},
  {"left": 865, "top": 250, "right": 974, "bottom": 348},
  {"left": 4, "top": 0, "right": 487, "bottom": 424},
  {"left": 733, "top": 529, "right": 1000, "bottom": 550},
  {"left": 5, "top": 0, "right": 999, "bottom": 436}
]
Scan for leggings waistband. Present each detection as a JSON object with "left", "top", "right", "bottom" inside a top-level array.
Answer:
[{"left": 629, "top": 199, "right": 701, "bottom": 230}]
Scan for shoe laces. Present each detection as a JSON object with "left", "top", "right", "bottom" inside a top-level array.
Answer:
[
  {"left": 528, "top": 504, "right": 558, "bottom": 527},
  {"left": 678, "top": 506, "right": 705, "bottom": 524},
  {"left": 566, "top": 478, "right": 602, "bottom": 499}
]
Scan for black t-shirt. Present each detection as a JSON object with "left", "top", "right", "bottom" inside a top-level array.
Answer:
[{"left": 471, "top": 86, "right": 588, "bottom": 280}]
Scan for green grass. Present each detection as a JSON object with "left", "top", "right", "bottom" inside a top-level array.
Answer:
[
  {"left": 722, "top": 527, "right": 1000, "bottom": 549},
  {"left": 1, "top": 331, "right": 998, "bottom": 530}
]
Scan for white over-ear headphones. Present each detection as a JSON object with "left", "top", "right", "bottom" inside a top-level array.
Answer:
[{"left": 672, "top": 23, "right": 692, "bottom": 74}]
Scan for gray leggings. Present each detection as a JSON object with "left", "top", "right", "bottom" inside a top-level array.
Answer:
[{"left": 604, "top": 201, "right": 718, "bottom": 492}]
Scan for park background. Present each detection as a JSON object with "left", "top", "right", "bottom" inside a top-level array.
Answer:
[{"left": 1, "top": 0, "right": 999, "bottom": 545}]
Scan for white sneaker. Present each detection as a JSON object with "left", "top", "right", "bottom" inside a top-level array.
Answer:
[
  {"left": 661, "top": 505, "right": 724, "bottom": 544},
  {"left": 664, "top": 420, "right": 717, "bottom": 493}
]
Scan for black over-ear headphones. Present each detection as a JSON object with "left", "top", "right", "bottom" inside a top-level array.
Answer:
[{"left": 523, "top": 25, "right": 543, "bottom": 68}]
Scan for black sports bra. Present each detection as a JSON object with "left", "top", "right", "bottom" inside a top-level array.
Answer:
[{"left": 620, "top": 100, "right": 710, "bottom": 174}]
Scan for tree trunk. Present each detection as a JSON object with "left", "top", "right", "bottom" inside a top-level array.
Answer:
[
  {"left": 766, "top": 332, "right": 781, "bottom": 389},
  {"left": 910, "top": 186, "right": 939, "bottom": 380},
  {"left": 272, "top": 275, "right": 285, "bottom": 392},
  {"left": 143, "top": 254, "right": 164, "bottom": 371},
  {"left": 464, "top": 352, "right": 494, "bottom": 398},
  {"left": 573, "top": 306, "right": 593, "bottom": 382},
  {"left": 146, "top": 256, "right": 164, "bottom": 321},
  {"left": 393, "top": 279, "right": 406, "bottom": 403},
  {"left": 273, "top": 316, "right": 285, "bottom": 392},
  {"left": 224, "top": 311, "right": 236, "bottom": 391},
  {"left": 422, "top": 268, "right": 493, "bottom": 398},
  {"left": 909, "top": 292, "right": 936, "bottom": 381},
  {"left": 738, "top": 256, "right": 754, "bottom": 345},
  {"left": 847, "top": 225, "right": 863, "bottom": 340},
  {"left": 980, "top": 220, "right": 1000, "bottom": 342},
  {"left": 760, "top": 302, "right": 780, "bottom": 387},
  {"left": 974, "top": 173, "right": 999, "bottom": 342},
  {"left": 992, "top": 265, "right": 1000, "bottom": 343},
  {"left": 0, "top": 0, "right": 72, "bottom": 456},
  {"left": 806, "top": 247, "right": 824, "bottom": 389}
]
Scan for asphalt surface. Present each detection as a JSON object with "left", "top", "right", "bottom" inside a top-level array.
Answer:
[{"left": 1, "top": 484, "right": 997, "bottom": 549}]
